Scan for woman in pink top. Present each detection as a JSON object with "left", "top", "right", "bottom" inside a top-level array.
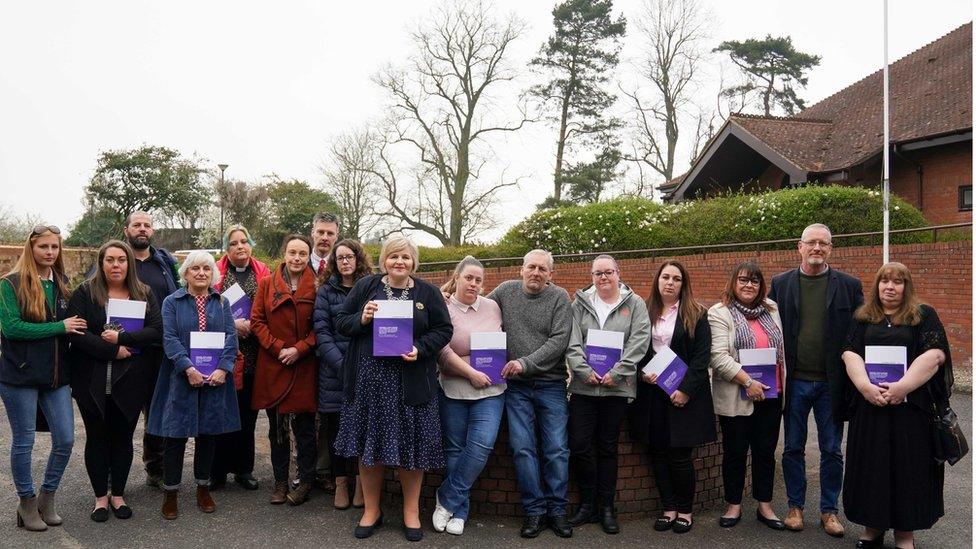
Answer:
[
  {"left": 707, "top": 261, "right": 786, "bottom": 531},
  {"left": 431, "top": 256, "right": 504, "bottom": 536}
]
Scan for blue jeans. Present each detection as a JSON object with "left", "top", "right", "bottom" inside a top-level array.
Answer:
[
  {"left": 782, "top": 379, "right": 844, "bottom": 513},
  {"left": 505, "top": 379, "right": 569, "bottom": 517},
  {"left": 436, "top": 391, "right": 505, "bottom": 520},
  {"left": 0, "top": 383, "right": 75, "bottom": 498}
]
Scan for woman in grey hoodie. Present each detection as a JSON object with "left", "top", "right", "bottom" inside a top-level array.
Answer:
[{"left": 565, "top": 254, "right": 651, "bottom": 534}]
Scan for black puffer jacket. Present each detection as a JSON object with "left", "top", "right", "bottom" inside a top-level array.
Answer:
[{"left": 314, "top": 273, "right": 351, "bottom": 413}]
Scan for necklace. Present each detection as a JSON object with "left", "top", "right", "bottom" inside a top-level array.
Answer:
[
  {"left": 384, "top": 277, "right": 411, "bottom": 301},
  {"left": 884, "top": 314, "right": 893, "bottom": 328}
]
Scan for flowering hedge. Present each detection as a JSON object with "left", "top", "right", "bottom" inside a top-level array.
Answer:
[{"left": 498, "top": 186, "right": 929, "bottom": 256}]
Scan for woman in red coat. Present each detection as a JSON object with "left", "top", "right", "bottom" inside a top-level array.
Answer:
[{"left": 250, "top": 235, "right": 318, "bottom": 506}]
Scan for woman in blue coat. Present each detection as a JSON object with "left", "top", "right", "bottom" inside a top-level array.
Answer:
[
  {"left": 147, "top": 251, "right": 240, "bottom": 520},
  {"left": 314, "top": 238, "right": 372, "bottom": 509}
]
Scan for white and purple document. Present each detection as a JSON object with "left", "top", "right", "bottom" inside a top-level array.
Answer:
[
  {"left": 586, "top": 329, "right": 625, "bottom": 377},
  {"left": 189, "top": 331, "right": 225, "bottom": 378},
  {"left": 373, "top": 301, "right": 414, "bottom": 356},
  {"left": 738, "top": 348, "right": 779, "bottom": 399},
  {"left": 470, "top": 332, "right": 507, "bottom": 384},
  {"left": 222, "top": 283, "right": 252, "bottom": 321},
  {"left": 865, "top": 345, "right": 907, "bottom": 386},
  {"left": 641, "top": 346, "right": 688, "bottom": 397},
  {"left": 107, "top": 298, "right": 146, "bottom": 355}
]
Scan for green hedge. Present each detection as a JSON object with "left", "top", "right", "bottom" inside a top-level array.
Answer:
[{"left": 498, "top": 186, "right": 930, "bottom": 256}]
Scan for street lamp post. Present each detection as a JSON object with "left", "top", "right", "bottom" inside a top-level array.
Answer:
[{"left": 218, "top": 163, "right": 229, "bottom": 250}]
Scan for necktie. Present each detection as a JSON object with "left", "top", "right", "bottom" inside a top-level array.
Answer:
[{"left": 318, "top": 258, "right": 326, "bottom": 274}]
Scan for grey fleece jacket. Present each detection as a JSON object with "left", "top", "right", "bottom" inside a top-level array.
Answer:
[
  {"left": 487, "top": 280, "right": 572, "bottom": 382},
  {"left": 566, "top": 283, "right": 651, "bottom": 399}
]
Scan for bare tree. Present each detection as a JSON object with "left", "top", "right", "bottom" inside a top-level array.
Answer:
[
  {"left": 321, "top": 127, "right": 384, "bottom": 241},
  {"left": 622, "top": 0, "right": 709, "bottom": 186},
  {"left": 370, "top": 1, "right": 530, "bottom": 246}
]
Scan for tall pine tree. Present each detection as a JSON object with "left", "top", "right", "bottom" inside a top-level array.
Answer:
[{"left": 714, "top": 35, "right": 820, "bottom": 116}]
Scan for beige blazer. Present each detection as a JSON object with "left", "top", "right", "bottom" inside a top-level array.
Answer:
[{"left": 707, "top": 299, "right": 785, "bottom": 417}]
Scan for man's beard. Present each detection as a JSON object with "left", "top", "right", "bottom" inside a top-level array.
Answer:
[{"left": 128, "top": 235, "right": 151, "bottom": 251}]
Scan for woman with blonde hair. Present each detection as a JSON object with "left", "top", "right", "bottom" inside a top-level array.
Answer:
[
  {"left": 0, "top": 225, "right": 81, "bottom": 531},
  {"left": 333, "top": 236, "right": 453, "bottom": 542},
  {"left": 841, "top": 262, "right": 952, "bottom": 549}
]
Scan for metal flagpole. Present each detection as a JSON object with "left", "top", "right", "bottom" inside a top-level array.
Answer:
[{"left": 882, "top": 0, "right": 890, "bottom": 264}]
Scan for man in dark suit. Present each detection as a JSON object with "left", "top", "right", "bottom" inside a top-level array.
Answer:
[{"left": 768, "top": 223, "right": 863, "bottom": 538}]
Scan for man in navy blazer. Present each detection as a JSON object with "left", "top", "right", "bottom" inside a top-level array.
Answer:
[{"left": 768, "top": 223, "right": 863, "bottom": 538}]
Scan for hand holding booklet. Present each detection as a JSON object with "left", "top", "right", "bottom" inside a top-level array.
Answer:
[
  {"left": 189, "top": 331, "right": 225, "bottom": 378},
  {"left": 864, "top": 345, "right": 907, "bottom": 386},
  {"left": 641, "top": 346, "right": 688, "bottom": 396},
  {"left": 738, "top": 348, "right": 778, "bottom": 400},
  {"left": 373, "top": 301, "right": 414, "bottom": 356},
  {"left": 106, "top": 298, "right": 146, "bottom": 355},
  {"left": 470, "top": 332, "right": 507, "bottom": 384},
  {"left": 585, "top": 329, "right": 625, "bottom": 377},
  {"left": 222, "top": 283, "right": 252, "bottom": 321}
]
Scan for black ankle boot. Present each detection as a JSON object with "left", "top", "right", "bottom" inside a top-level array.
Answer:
[
  {"left": 568, "top": 500, "right": 598, "bottom": 526},
  {"left": 599, "top": 505, "right": 619, "bottom": 534}
]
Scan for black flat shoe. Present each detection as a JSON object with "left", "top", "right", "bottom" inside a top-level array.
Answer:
[
  {"left": 550, "top": 515, "right": 573, "bottom": 538},
  {"left": 756, "top": 509, "right": 786, "bottom": 530},
  {"left": 854, "top": 535, "right": 885, "bottom": 548},
  {"left": 90, "top": 506, "right": 109, "bottom": 523},
  {"left": 354, "top": 513, "right": 384, "bottom": 539},
  {"left": 520, "top": 515, "right": 547, "bottom": 538},
  {"left": 672, "top": 517, "right": 693, "bottom": 534},
  {"left": 719, "top": 515, "right": 741, "bottom": 528},
  {"left": 109, "top": 501, "right": 132, "bottom": 519},
  {"left": 402, "top": 524, "right": 424, "bottom": 542},
  {"left": 654, "top": 516, "right": 675, "bottom": 531},
  {"left": 235, "top": 474, "right": 259, "bottom": 491}
]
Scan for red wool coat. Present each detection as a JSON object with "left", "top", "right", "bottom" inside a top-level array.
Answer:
[{"left": 250, "top": 265, "right": 318, "bottom": 413}]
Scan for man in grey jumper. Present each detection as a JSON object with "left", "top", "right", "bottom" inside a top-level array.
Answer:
[{"left": 488, "top": 249, "right": 573, "bottom": 539}]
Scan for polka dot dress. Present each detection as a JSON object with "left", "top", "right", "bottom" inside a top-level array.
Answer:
[{"left": 334, "top": 286, "right": 445, "bottom": 470}]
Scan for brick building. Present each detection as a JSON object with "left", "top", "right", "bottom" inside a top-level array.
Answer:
[{"left": 662, "top": 23, "right": 973, "bottom": 226}]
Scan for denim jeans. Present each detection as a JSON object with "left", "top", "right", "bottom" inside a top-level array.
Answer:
[
  {"left": 436, "top": 391, "right": 505, "bottom": 520},
  {"left": 0, "top": 383, "right": 75, "bottom": 498},
  {"left": 505, "top": 379, "right": 569, "bottom": 517},
  {"left": 783, "top": 379, "right": 844, "bottom": 513}
]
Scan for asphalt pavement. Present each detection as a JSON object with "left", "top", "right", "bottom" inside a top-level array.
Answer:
[{"left": 0, "top": 393, "right": 970, "bottom": 549}]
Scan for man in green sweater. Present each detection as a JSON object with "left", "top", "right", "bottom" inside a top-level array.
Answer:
[{"left": 488, "top": 249, "right": 573, "bottom": 539}]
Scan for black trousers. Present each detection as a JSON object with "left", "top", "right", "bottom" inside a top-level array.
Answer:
[
  {"left": 163, "top": 435, "right": 216, "bottom": 489},
  {"left": 568, "top": 394, "right": 628, "bottom": 505},
  {"left": 268, "top": 410, "right": 317, "bottom": 484},
  {"left": 649, "top": 446, "right": 695, "bottom": 513},
  {"left": 142, "top": 361, "right": 165, "bottom": 477},
  {"left": 78, "top": 398, "right": 140, "bottom": 497},
  {"left": 323, "top": 411, "right": 357, "bottom": 479},
  {"left": 212, "top": 371, "right": 259, "bottom": 478},
  {"left": 719, "top": 399, "right": 781, "bottom": 504}
]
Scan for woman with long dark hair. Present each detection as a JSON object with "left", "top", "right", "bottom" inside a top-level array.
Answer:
[
  {"left": 0, "top": 225, "right": 80, "bottom": 531},
  {"left": 314, "top": 238, "right": 372, "bottom": 509},
  {"left": 708, "top": 261, "right": 787, "bottom": 531},
  {"left": 630, "top": 260, "right": 715, "bottom": 534},
  {"left": 841, "top": 262, "right": 951, "bottom": 549},
  {"left": 68, "top": 240, "right": 163, "bottom": 521}
]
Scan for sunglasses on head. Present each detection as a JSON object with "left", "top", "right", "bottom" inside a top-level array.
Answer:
[{"left": 32, "top": 225, "right": 61, "bottom": 236}]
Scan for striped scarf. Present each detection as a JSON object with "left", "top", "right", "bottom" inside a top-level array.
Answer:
[{"left": 728, "top": 299, "right": 785, "bottom": 370}]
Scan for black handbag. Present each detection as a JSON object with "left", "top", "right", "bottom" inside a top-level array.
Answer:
[{"left": 928, "top": 385, "right": 969, "bottom": 466}]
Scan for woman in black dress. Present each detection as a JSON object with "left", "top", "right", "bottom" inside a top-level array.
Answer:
[
  {"left": 841, "top": 262, "right": 952, "bottom": 549},
  {"left": 333, "top": 235, "right": 453, "bottom": 542}
]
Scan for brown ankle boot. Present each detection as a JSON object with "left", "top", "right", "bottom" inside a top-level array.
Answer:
[
  {"left": 270, "top": 481, "right": 288, "bottom": 505},
  {"left": 36, "top": 490, "right": 62, "bottom": 526},
  {"left": 333, "top": 477, "right": 351, "bottom": 510},
  {"left": 161, "top": 489, "right": 179, "bottom": 520},
  {"left": 16, "top": 496, "right": 47, "bottom": 531},
  {"left": 196, "top": 486, "right": 216, "bottom": 513},
  {"left": 287, "top": 482, "right": 312, "bottom": 506}
]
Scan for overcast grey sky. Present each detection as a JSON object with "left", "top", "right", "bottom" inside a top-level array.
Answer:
[{"left": 0, "top": 0, "right": 970, "bottom": 245}]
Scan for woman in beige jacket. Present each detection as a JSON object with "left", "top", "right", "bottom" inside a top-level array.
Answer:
[{"left": 708, "top": 261, "right": 787, "bottom": 532}]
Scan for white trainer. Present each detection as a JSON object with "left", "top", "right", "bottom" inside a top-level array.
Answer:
[
  {"left": 432, "top": 495, "right": 452, "bottom": 533},
  {"left": 445, "top": 517, "right": 465, "bottom": 535}
]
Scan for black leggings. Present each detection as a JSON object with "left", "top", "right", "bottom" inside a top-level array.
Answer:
[
  {"left": 649, "top": 446, "right": 695, "bottom": 513},
  {"left": 268, "top": 411, "right": 317, "bottom": 484},
  {"left": 719, "top": 399, "right": 781, "bottom": 504},
  {"left": 568, "top": 394, "right": 628, "bottom": 505},
  {"left": 78, "top": 398, "right": 139, "bottom": 497},
  {"left": 323, "top": 412, "right": 357, "bottom": 479},
  {"left": 163, "top": 435, "right": 216, "bottom": 489}
]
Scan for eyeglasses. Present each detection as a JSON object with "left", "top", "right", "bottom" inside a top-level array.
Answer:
[
  {"left": 736, "top": 276, "right": 761, "bottom": 287},
  {"left": 800, "top": 239, "right": 832, "bottom": 248},
  {"left": 336, "top": 254, "right": 356, "bottom": 263},
  {"left": 32, "top": 225, "right": 61, "bottom": 236},
  {"left": 592, "top": 270, "right": 617, "bottom": 278}
]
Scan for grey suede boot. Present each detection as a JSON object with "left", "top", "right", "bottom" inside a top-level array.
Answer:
[
  {"left": 16, "top": 496, "right": 47, "bottom": 531},
  {"left": 36, "top": 490, "right": 62, "bottom": 526}
]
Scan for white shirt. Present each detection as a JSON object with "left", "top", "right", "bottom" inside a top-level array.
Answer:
[
  {"left": 310, "top": 251, "right": 327, "bottom": 274},
  {"left": 591, "top": 293, "right": 622, "bottom": 329}
]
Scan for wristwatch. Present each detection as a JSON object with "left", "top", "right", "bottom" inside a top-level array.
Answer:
[{"left": 742, "top": 378, "right": 754, "bottom": 389}]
